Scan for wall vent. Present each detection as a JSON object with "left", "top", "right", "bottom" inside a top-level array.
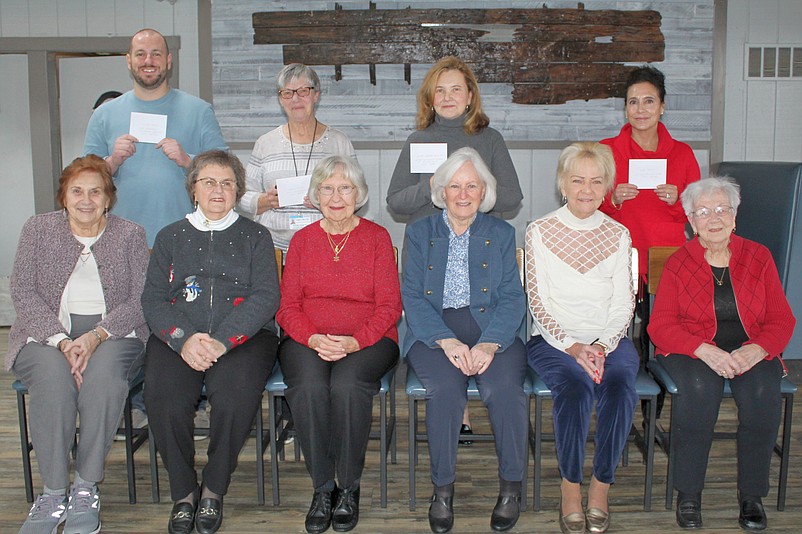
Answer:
[{"left": 745, "top": 45, "right": 802, "bottom": 79}]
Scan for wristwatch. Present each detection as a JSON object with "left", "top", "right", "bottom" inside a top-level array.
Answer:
[{"left": 592, "top": 340, "right": 609, "bottom": 356}]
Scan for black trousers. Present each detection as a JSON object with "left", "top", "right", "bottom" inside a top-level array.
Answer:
[
  {"left": 659, "top": 354, "right": 782, "bottom": 496},
  {"left": 144, "top": 330, "right": 278, "bottom": 501},
  {"left": 279, "top": 336, "right": 399, "bottom": 490}
]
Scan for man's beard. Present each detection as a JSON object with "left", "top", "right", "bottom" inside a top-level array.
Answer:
[{"left": 131, "top": 68, "right": 167, "bottom": 90}]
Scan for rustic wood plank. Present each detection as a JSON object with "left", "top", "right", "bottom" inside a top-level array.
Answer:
[
  {"left": 281, "top": 41, "right": 663, "bottom": 66},
  {"left": 253, "top": 8, "right": 662, "bottom": 29},
  {"left": 513, "top": 81, "right": 629, "bottom": 105}
]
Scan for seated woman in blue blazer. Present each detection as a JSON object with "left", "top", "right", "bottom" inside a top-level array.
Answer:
[{"left": 401, "top": 147, "right": 528, "bottom": 534}]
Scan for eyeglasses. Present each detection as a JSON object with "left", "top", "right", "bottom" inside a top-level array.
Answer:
[
  {"left": 318, "top": 185, "right": 356, "bottom": 197},
  {"left": 691, "top": 205, "right": 734, "bottom": 219},
  {"left": 195, "top": 178, "right": 237, "bottom": 191},
  {"left": 278, "top": 86, "right": 315, "bottom": 99}
]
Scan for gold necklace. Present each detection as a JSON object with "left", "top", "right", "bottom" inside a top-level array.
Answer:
[
  {"left": 326, "top": 230, "right": 352, "bottom": 262},
  {"left": 712, "top": 266, "right": 728, "bottom": 286}
]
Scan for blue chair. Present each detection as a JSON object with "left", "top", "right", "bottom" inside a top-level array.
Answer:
[
  {"left": 258, "top": 363, "right": 398, "bottom": 507},
  {"left": 13, "top": 366, "right": 150, "bottom": 504},
  {"left": 529, "top": 367, "right": 660, "bottom": 512},
  {"left": 647, "top": 357, "right": 796, "bottom": 511}
]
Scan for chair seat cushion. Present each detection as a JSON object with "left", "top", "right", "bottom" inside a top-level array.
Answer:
[{"left": 648, "top": 357, "right": 797, "bottom": 396}]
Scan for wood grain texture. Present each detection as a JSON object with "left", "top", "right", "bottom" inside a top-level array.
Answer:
[{"left": 253, "top": 6, "right": 664, "bottom": 104}]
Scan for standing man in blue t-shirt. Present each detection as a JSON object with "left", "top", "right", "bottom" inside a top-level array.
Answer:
[{"left": 83, "top": 28, "right": 228, "bottom": 247}]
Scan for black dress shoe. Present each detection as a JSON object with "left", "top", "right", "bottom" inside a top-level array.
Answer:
[
  {"left": 332, "top": 485, "right": 360, "bottom": 532},
  {"left": 676, "top": 498, "right": 703, "bottom": 529},
  {"left": 428, "top": 493, "right": 454, "bottom": 533},
  {"left": 306, "top": 488, "right": 335, "bottom": 534},
  {"left": 459, "top": 424, "right": 473, "bottom": 446},
  {"left": 168, "top": 500, "right": 197, "bottom": 534},
  {"left": 490, "top": 492, "right": 521, "bottom": 532},
  {"left": 739, "top": 497, "right": 767, "bottom": 531},
  {"left": 195, "top": 496, "right": 223, "bottom": 534}
]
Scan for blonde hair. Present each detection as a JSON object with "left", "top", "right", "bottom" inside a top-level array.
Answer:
[
  {"left": 415, "top": 57, "right": 489, "bottom": 134},
  {"left": 556, "top": 142, "right": 616, "bottom": 195}
]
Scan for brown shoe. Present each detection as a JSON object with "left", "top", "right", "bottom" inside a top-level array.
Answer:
[{"left": 585, "top": 507, "right": 610, "bottom": 533}]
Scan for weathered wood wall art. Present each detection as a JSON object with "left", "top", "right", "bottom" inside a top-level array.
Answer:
[{"left": 252, "top": 3, "right": 665, "bottom": 105}]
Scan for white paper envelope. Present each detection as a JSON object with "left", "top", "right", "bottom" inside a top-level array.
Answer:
[
  {"left": 410, "top": 143, "right": 448, "bottom": 174},
  {"left": 276, "top": 174, "right": 312, "bottom": 207},
  {"left": 628, "top": 159, "right": 667, "bottom": 189},
  {"left": 129, "top": 112, "right": 167, "bottom": 144}
]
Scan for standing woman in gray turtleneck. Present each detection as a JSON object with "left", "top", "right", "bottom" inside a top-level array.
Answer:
[{"left": 386, "top": 56, "right": 523, "bottom": 224}]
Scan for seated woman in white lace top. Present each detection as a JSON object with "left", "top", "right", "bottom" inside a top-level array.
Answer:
[{"left": 525, "top": 142, "right": 638, "bottom": 534}]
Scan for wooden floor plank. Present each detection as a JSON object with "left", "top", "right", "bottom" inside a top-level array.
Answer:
[{"left": 1, "top": 327, "right": 800, "bottom": 532}]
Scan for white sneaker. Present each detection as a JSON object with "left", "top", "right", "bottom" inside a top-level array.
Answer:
[
  {"left": 63, "top": 485, "right": 100, "bottom": 534},
  {"left": 18, "top": 493, "right": 67, "bottom": 534}
]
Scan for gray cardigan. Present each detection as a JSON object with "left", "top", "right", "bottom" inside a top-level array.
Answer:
[
  {"left": 6, "top": 212, "right": 150, "bottom": 370},
  {"left": 386, "top": 114, "right": 523, "bottom": 223},
  {"left": 141, "top": 217, "right": 280, "bottom": 354}
]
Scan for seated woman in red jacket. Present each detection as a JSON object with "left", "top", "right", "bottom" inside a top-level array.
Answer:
[
  {"left": 648, "top": 176, "right": 795, "bottom": 532},
  {"left": 277, "top": 155, "right": 402, "bottom": 534}
]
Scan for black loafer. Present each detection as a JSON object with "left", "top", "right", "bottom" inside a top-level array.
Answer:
[
  {"left": 676, "top": 498, "right": 702, "bottom": 529},
  {"left": 490, "top": 492, "right": 521, "bottom": 532},
  {"left": 739, "top": 498, "right": 767, "bottom": 531},
  {"left": 428, "top": 493, "right": 454, "bottom": 533},
  {"left": 459, "top": 424, "right": 473, "bottom": 446},
  {"left": 332, "top": 485, "right": 360, "bottom": 532},
  {"left": 168, "top": 501, "right": 196, "bottom": 534},
  {"left": 305, "top": 488, "right": 335, "bottom": 534},
  {"left": 195, "top": 497, "right": 223, "bottom": 534}
]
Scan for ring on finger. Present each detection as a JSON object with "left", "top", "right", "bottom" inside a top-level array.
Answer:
[{"left": 452, "top": 354, "right": 460, "bottom": 361}]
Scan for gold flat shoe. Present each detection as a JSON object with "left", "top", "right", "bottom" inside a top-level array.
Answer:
[
  {"left": 585, "top": 507, "right": 610, "bottom": 534},
  {"left": 559, "top": 511, "right": 587, "bottom": 534}
]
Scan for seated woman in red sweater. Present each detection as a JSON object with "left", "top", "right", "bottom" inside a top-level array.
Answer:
[
  {"left": 648, "top": 176, "right": 795, "bottom": 531},
  {"left": 277, "top": 155, "right": 402, "bottom": 534}
]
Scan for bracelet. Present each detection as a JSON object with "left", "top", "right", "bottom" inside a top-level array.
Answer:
[
  {"left": 592, "top": 340, "right": 609, "bottom": 356},
  {"left": 90, "top": 328, "right": 103, "bottom": 344}
]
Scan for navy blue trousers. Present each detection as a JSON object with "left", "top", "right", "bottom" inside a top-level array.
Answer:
[
  {"left": 526, "top": 335, "right": 638, "bottom": 484},
  {"left": 406, "top": 307, "right": 528, "bottom": 487}
]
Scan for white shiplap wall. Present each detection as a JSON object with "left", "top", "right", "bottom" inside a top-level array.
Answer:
[{"left": 722, "top": 0, "right": 802, "bottom": 162}]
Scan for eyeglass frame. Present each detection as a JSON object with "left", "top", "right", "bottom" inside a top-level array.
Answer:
[
  {"left": 194, "top": 178, "right": 238, "bottom": 191},
  {"left": 277, "top": 86, "right": 315, "bottom": 100},
  {"left": 690, "top": 205, "right": 734, "bottom": 219},
  {"left": 317, "top": 184, "right": 356, "bottom": 197}
]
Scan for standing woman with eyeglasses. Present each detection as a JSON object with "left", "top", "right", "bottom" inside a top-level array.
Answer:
[
  {"left": 142, "top": 150, "right": 280, "bottom": 534},
  {"left": 277, "top": 155, "right": 402, "bottom": 534},
  {"left": 241, "top": 63, "right": 356, "bottom": 251}
]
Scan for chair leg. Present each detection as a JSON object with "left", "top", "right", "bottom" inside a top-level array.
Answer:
[
  {"left": 777, "top": 392, "right": 793, "bottom": 511},
  {"left": 269, "top": 392, "right": 281, "bottom": 506},
  {"left": 390, "top": 375, "right": 397, "bottom": 465},
  {"left": 643, "top": 394, "right": 657, "bottom": 512},
  {"left": 255, "top": 396, "right": 265, "bottom": 506},
  {"left": 122, "top": 392, "right": 137, "bottom": 504},
  {"left": 664, "top": 398, "right": 675, "bottom": 510},
  {"left": 532, "top": 395, "right": 543, "bottom": 512},
  {"left": 408, "top": 396, "right": 417, "bottom": 512},
  {"left": 149, "top": 427, "right": 160, "bottom": 503},
  {"left": 17, "top": 389, "right": 34, "bottom": 503},
  {"left": 521, "top": 400, "right": 530, "bottom": 511},
  {"left": 379, "top": 391, "right": 388, "bottom": 508}
]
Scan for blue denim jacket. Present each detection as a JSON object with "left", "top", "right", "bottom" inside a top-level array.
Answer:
[{"left": 401, "top": 212, "right": 525, "bottom": 356}]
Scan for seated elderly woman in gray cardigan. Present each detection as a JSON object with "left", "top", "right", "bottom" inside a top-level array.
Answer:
[
  {"left": 141, "top": 150, "right": 280, "bottom": 534},
  {"left": 8, "top": 154, "right": 149, "bottom": 534}
]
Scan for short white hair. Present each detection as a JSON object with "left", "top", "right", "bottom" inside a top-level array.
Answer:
[{"left": 430, "top": 147, "right": 497, "bottom": 213}]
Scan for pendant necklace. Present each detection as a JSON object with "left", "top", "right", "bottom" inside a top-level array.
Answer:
[
  {"left": 288, "top": 119, "right": 318, "bottom": 176},
  {"left": 712, "top": 266, "right": 728, "bottom": 286},
  {"left": 326, "top": 228, "right": 352, "bottom": 262}
]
